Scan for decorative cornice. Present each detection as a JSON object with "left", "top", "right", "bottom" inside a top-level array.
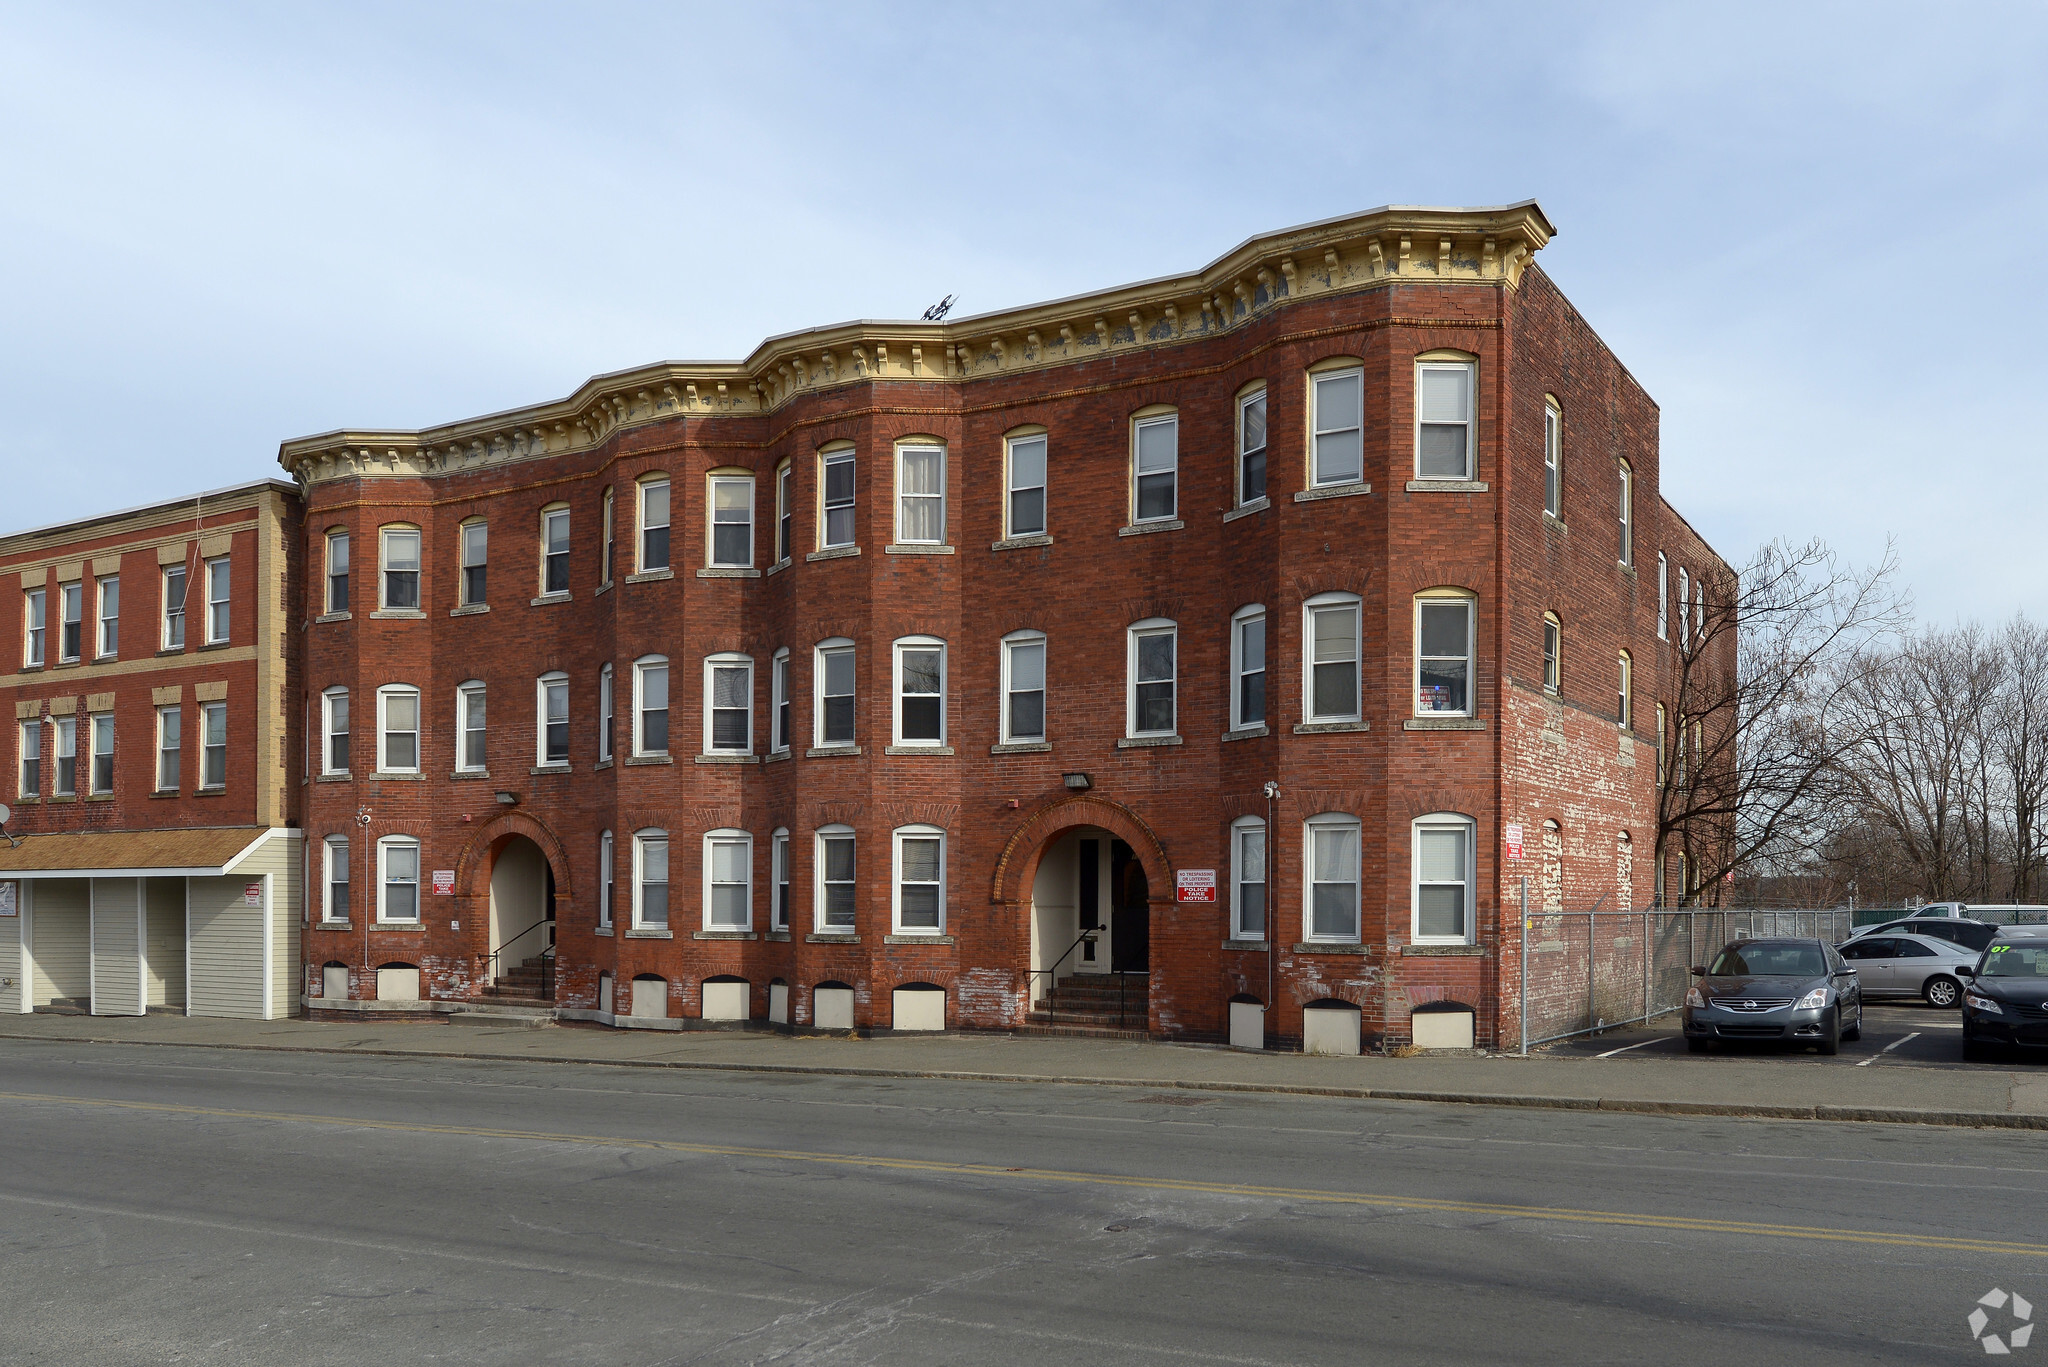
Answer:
[{"left": 279, "top": 201, "right": 1553, "bottom": 489}]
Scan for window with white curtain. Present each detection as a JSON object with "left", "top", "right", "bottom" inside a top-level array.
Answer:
[
  {"left": 598, "top": 664, "right": 613, "bottom": 762},
  {"left": 893, "top": 638, "right": 945, "bottom": 746},
  {"left": 816, "top": 640, "right": 855, "bottom": 747},
  {"left": 156, "top": 705, "right": 179, "bottom": 791},
  {"left": 379, "top": 836, "right": 420, "bottom": 923},
  {"left": 1231, "top": 816, "right": 1266, "bottom": 940},
  {"left": 1006, "top": 432, "right": 1047, "bottom": 537},
  {"left": 1131, "top": 413, "right": 1178, "bottom": 523},
  {"left": 1001, "top": 632, "right": 1045, "bottom": 743},
  {"left": 1232, "top": 606, "right": 1266, "bottom": 730},
  {"left": 1413, "top": 814, "right": 1474, "bottom": 944},
  {"left": 634, "top": 830, "right": 669, "bottom": 928},
  {"left": 322, "top": 687, "right": 350, "bottom": 775},
  {"left": 1305, "top": 814, "right": 1361, "bottom": 942},
  {"left": 704, "top": 655, "right": 753, "bottom": 754},
  {"left": 378, "top": 685, "right": 420, "bottom": 773},
  {"left": 1127, "top": 620, "right": 1177, "bottom": 737},
  {"left": 379, "top": 528, "right": 419, "bottom": 610},
  {"left": 704, "top": 830, "right": 753, "bottom": 930},
  {"left": 324, "top": 835, "right": 350, "bottom": 923},
  {"left": 816, "top": 825, "right": 856, "bottom": 932},
  {"left": 771, "top": 648, "right": 791, "bottom": 752},
  {"left": 1304, "top": 592, "right": 1361, "bottom": 722},
  {"left": 709, "top": 474, "right": 754, "bottom": 568},
  {"left": 537, "top": 673, "right": 569, "bottom": 766},
  {"left": 1237, "top": 387, "right": 1267, "bottom": 505},
  {"left": 541, "top": 507, "right": 570, "bottom": 594},
  {"left": 1415, "top": 361, "right": 1474, "bottom": 480},
  {"left": 821, "top": 447, "right": 856, "bottom": 549},
  {"left": 460, "top": 521, "right": 488, "bottom": 606},
  {"left": 893, "top": 826, "right": 946, "bottom": 934},
  {"left": 772, "top": 828, "right": 790, "bottom": 931},
  {"left": 634, "top": 656, "right": 669, "bottom": 756},
  {"left": 598, "top": 830, "right": 614, "bottom": 929},
  {"left": 1311, "top": 366, "right": 1364, "bottom": 487},
  {"left": 457, "top": 681, "right": 487, "bottom": 772},
  {"left": 638, "top": 477, "right": 671, "bottom": 572},
  {"left": 1543, "top": 399, "right": 1563, "bottom": 519},
  {"left": 895, "top": 441, "right": 946, "bottom": 544}
]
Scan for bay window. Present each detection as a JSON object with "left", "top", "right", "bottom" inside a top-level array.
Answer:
[
  {"left": 380, "top": 527, "right": 420, "bottom": 610},
  {"left": 1415, "top": 594, "right": 1475, "bottom": 717},
  {"left": 1305, "top": 813, "right": 1361, "bottom": 942},
  {"left": 1131, "top": 412, "right": 1178, "bottom": 523},
  {"left": 704, "top": 655, "right": 753, "bottom": 754},
  {"left": 1416, "top": 361, "right": 1474, "bottom": 480},
  {"left": 634, "top": 656, "right": 669, "bottom": 756},
  {"left": 1311, "top": 366, "right": 1364, "bottom": 487},
  {"left": 816, "top": 640, "right": 855, "bottom": 747},
  {"left": 895, "top": 441, "right": 946, "bottom": 545},
  {"left": 704, "top": 830, "right": 753, "bottom": 931},
  {"left": 1305, "top": 593, "right": 1361, "bottom": 722},
  {"left": 1006, "top": 431, "right": 1047, "bottom": 538},
  {"left": 1237, "top": 387, "right": 1267, "bottom": 505},
  {"left": 1413, "top": 814, "right": 1475, "bottom": 944},
  {"left": 816, "top": 825, "right": 856, "bottom": 932},
  {"left": 709, "top": 474, "right": 753, "bottom": 568}
]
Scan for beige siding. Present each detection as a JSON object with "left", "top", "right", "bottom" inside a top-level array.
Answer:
[
  {"left": 145, "top": 877, "right": 186, "bottom": 1008},
  {"left": 232, "top": 834, "right": 303, "bottom": 1021},
  {"left": 90, "top": 878, "right": 145, "bottom": 1017},
  {"left": 187, "top": 875, "right": 267, "bottom": 1020},
  {"left": 29, "top": 879, "right": 90, "bottom": 1006},
  {"left": 0, "top": 897, "right": 23, "bottom": 1014}
]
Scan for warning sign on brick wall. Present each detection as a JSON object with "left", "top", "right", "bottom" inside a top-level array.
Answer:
[
  {"left": 1176, "top": 869, "right": 1217, "bottom": 903},
  {"left": 1505, "top": 824, "right": 1525, "bottom": 860}
]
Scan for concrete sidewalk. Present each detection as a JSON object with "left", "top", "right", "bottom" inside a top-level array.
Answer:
[{"left": 3, "top": 1012, "right": 2044, "bottom": 1128}]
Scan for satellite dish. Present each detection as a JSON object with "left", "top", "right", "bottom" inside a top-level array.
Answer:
[{"left": 0, "top": 803, "right": 11, "bottom": 827}]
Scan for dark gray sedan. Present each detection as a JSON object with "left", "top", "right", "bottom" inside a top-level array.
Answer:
[{"left": 1682, "top": 938, "right": 1863, "bottom": 1055}]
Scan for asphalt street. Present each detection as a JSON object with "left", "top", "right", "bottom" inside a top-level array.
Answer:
[{"left": 0, "top": 1038, "right": 2042, "bottom": 1366}]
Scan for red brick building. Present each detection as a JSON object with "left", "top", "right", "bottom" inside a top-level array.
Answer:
[{"left": 277, "top": 201, "right": 1731, "bottom": 1048}]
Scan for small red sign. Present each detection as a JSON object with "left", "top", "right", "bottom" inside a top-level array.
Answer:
[
  {"left": 1176, "top": 869, "right": 1217, "bottom": 904},
  {"left": 1505, "top": 824, "right": 1525, "bottom": 861},
  {"left": 243, "top": 882, "right": 262, "bottom": 906},
  {"left": 432, "top": 869, "right": 456, "bottom": 896}
]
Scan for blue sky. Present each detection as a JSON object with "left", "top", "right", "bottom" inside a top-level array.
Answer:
[{"left": 4, "top": 2, "right": 2044, "bottom": 623}]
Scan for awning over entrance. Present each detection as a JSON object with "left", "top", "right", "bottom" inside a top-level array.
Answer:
[{"left": 0, "top": 826, "right": 275, "bottom": 878}]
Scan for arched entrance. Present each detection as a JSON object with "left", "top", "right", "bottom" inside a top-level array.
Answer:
[{"left": 488, "top": 834, "right": 555, "bottom": 998}]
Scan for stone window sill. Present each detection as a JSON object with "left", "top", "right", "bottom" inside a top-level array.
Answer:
[
  {"left": 624, "top": 754, "right": 673, "bottom": 766},
  {"left": 11, "top": 797, "right": 37, "bottom": 806},
  {"left": 1118, "top": 519, "right": 1183, "bottom": 537},
  {"left": 595, "top": 580, "right": 613, "bottom": 596},
  {"left": 530, "top": 764, "right": 572, "bottom": 776},
  {"left": 193, "top": 787, "right": 226, "bottom": 797},
  {"left": 148, "top": 790, "right": 179, "bottom": 800},
  {"left": 197, "top": 640, "right": 233, "bottom": 651},
  {"left": 152, "top": 650, "right": 182, "bottom": 659},
  {"left": 1293, "top": 942, "right": 1371, "bottom": 955},
  {"left": 318, "top": 920, "right": 352, "bottom": 932},
  {"left": 884, "top": 934, "right": 954, "bottom": 945},
  {"left": 886, "top": 543, "right": 954, "bottom": 556},
  {"left": 764, "top": 930, "right": 791, "bottom": 942},
  {"left": 316, "top": 772, "right": 353, "bottom": 783},
  {"left": 85, "top": 793, "right": 114, "bottom": 802},
  {"left": 1222, "top": 498, "right": 1269, "bottom": 524},
  {"left": 450, "top": 769, "right": 491, "bottom": 780},
  {"left": 806, "top": 932, "right": 859, "bottom": 944},
  {"left": 1223, "top": 725, "right": 1270, "bottom": 743},
  {"left": 991, "top": 533, "right": 1053, "bottom": 551},
  {"left": 20, "top": 662, "right": 45, "bottom": 671},
  {"left": 370, "top": 771, "right": 424, "bottom": 781},
  {"left": 375, "top": 922, "right": 426, "bottom": 932},
  {"left": 806, "top": 545, "right": 861, "bottom": 563},
  {"left": 624, "top": 568, "right": 674, "bottom": 584},
  {"left": 1543, "top": 513, "right": 1568, "bottom": 535},
  {"left": 765, "top": 559, "right": 791, "bottom": 578},
  {"left": 763, "top": 749, "right": 792, "bottom": 764},
  {"left": 595, "top": 758, "right": 614, "bottom": 770},
  {"left": 450, "top": 603, "right": 490, "bottom": 617},
  {"left": 47, "top": 795, "right": 77, "bottom": 804},
  {"left": 626, "top": 928, "right": 674, "bottom": 939},
  {"left": 1618, "top": 561, "right": 1637, "bottom": 579},
  {"left": 1224, "top": 940, "right": 1270, "bottom": 951},
  {"left": 695, "top": 753, "right": 760, "bottom": 765},
  {"left": 1405, "top": 479, "right": 1488, "bottom": 493},
  {"left": 1404, "top": 718, "right": 1486, "bottom": 731},
  {"left": 694, "top": 930, "right": 758, "bottom": 941},
  {"left": 1294, "top": 481, "right": 1371, "bottom": 503},
  {"left": 369, "top": 609, "right": 427, "bottom": 620},
  {"left": 1294, "top": 720, "right": 1370, "bottom": 734},
  {"left": 1117, "top": 734, "right": 1182, "bottom": 748},
  {"left": 697, "top": 568, "right": 760, "bottom": 579},
  {"left": 991, "top": 740, "right": 1052, "bottom": 754},
  {"left": 316, "top": 611, "right": 352, "bottom": 624},
  {"left": 806, "top": 745, "right": 863, "bottom": 758},
  {"left": 594, "top": 925, "right": 613, "bottom": 936},
  {"left": 884, "top": 745, "right": 954, "bottom": 756},
  {"left": 530, "top": 592, "right": 572, "bottom": 606},
  {"left": 1401, "top": 943, "right": 1483, "bottom": 956}
]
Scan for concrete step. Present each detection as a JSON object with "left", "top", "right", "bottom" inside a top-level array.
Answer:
[
  {"left": 1016, "top": 1021, "right": 1150, "bottom": 1040},
  {"left": 449, "top": 1005, "right": 557, "bottom": 1028}
]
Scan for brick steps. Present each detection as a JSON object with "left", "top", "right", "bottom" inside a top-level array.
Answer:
[
  {"left": 1027, "top": 972, "right": 1148, "bottom": 1034},
  {"left": 480, "top": 955, "right": 553, "bottom": 1004}
]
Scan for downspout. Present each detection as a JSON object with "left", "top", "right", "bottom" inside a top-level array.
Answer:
[{"left": 1264, "top": 780, "right": 1279, "bottom": 1047}]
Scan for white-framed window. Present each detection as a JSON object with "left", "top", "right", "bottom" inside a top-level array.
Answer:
[
  {"left": 1416, "top": 360, "right": 1474, "bottom": 480},
  {"left": 1656, "top": 552, "right": 1669, "bottom": 640},
  {"left": 1305, "top": 813, "right": 1362, "bottom": 942},
  {"left": 815, "top": 639, "right": 855, "bottom": 747},
  {"left": 1231, "top": 605, "right": 1266, "bottom": 730},
  {"left": 23, "top": 587, "right": 45, "bottom": 666},
  {"left": 200, "top": 702, "right": 226, "bottom": 788},
  {"left": 892, "top": 825, "right": 946, "bottom": 934},
  {"left": 634, "top": 656, "right": 669, "bottom": 756},
  {"left": 815, "top": 825, "right": 856, "bottom": 932},
  {"left": 1618, "top": 650, "right": 1633, "bottom": 728},
  {"left": 18, "top": 718, "right": 42, "bottom": 798},
  {"left": 53, "top": 716, "right": 76, "bottom": 797},
  {"left": 598, "top": 830, "right": 614, "bottom": 929},
  {"left": 1694, "top": 581, "right": 1705, "bottom": 647},
  {"left": 380, "top": 527, "right": 420, "bottom": 610},
  {"left": 322, "top": 686, "right": 350, "bottom": 775},
  {"left": 709, "top": 473, "right": 754, "bottom": 568},
  {"left": 1311, "top": 365, "right": 1364, "bottom": 487},
  {"left": 155, "top": 704, "right": 180, "bottom": 792},
  {"left": 820, "top": 446, "right": 856, "bottom": 549},
  {"left": 59, "top": 581, "right": 82, "bottom": 661},
  {"left": 1127, "top": 619, "right": 1177, "bottom": 737},
  {"left": 205, "top": 557, "right": 231, "bottom": 641},
  {"left": 541, "top": 506, "right": 571, "bottom": 594},
  {"left": 1542, "top": 613, "right": 1561, "bottom": 695},
  {"left": 1412, "top": 813, "right": 1475, "bottom": 944},
  {"left": 771, "top": 827, "right": 791, "bottom": 931},
  {"left": 1237, "top": 387, "right": 1268, "bottom": 505},
  {"left": 377, "top": 684, "right": 420, "bottom": 774},
  {"left": 161, "top": 565, "right": 186, "bottom": 649},
  {"left": 1677, "top": 566, "right": 1691, "bottom": 643},
  {"left": 326, "top": 530, "right": 350, "bottom": 614},
  {"left": 704, "top": 830, "right": 753, "bottom": 931},
  {"left": 893, "top": 637, "right": 945, "bottom": 746},
  {"left": 771, "top": 648, "right": 792, "bottom": 752},
  {"left": 460, "top": 521, "right": 487, "bottom": 606},
  {"left": 1001, "top": 631, "right": 1046, "bottom": 743},
  {"left": 895, "top": 441, "right": 946, "bottom": 545},
  {"left": 96, "top": 575, "right": 119, "bottom": 657},
  {"left": 323, "top": 835, "right": 350, "bottom": 923},
  {"left": 457, "top": 681, "right": 487, "bottom": 772},
  {"left": 601, "top": 486, "right": 615, "bottom": 584},
  {"left": 1131, "top": 412, "right": 1178, "bottom": 523},
  {"left": 1617, "top": 459, "right": 1633, "bottom": 566},
  {"left": 1231, "top": 815, "right": 1266, "bottom": 940},
  {"left": 1006, "top": 431, "right": 1047, "bottom": 537},
  {"left": 88, "top": 711, "right": 114, "bottom": 795},
  {"left": 633, "top": 829, "right": 669, "bottom": 928},
  {"left": 1415, "top": 594, "right": 1475, "bottom": 717},
  {"left": 598, "top": 663, "right": 614, "bottom": 762},
  {"left": 776, "top": 459, "right": 794, "bottom": 564},
  {"left": 378, "top": 835, "right": 420, "bottom": 923},
  {"left": 1304, "top": 592, "right": 1361, "bottom": 722},
  {"left": 704, "top": 654, "right": 753, "bottom": 755},
  {"left": 1543, "top": 398, "right": 1563, "bottom": 519},
  {"left": 638, "top": 476, "right": 671, "bottom": 572},
  {"left": 537, "top": 673, "right": 569, "bottom": 766}
]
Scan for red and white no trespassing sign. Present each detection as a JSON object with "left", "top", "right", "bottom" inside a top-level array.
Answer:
[
  {"left": 1176, "top": 869, "right": 1217, "bottom": 903},
  {"left": 1504, "top": 824, "right": 1525, "bottom": 861}
]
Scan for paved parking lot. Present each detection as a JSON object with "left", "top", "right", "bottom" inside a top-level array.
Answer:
[{"left": 1542, "top": 1001, "right": 2017, "bottom": 1069}]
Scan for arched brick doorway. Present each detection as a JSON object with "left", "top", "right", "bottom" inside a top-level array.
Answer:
[{"left": 456, "top": 812, "right": 572, "bottom": 1001}]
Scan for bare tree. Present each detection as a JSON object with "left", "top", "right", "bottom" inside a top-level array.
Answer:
[
  {"left": 1995, "top": 616, "right": 2048, "bottom": 902},
  {"left": 1659, "top": 537, "right": 1908, "bottom": 905}
]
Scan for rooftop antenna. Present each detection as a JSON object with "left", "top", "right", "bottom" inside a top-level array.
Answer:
[{"left": 921, "top": 294, "right": 956, "bottom": 322}]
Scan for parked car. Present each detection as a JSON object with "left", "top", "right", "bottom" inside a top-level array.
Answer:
[
  {"left": 1682, "top": 938, "right": 1862, "bottom": 1055},
  {"left": 1917, "top": 903, "right": 2048, "bottom": 925},
  {"left": 1844, "top": 916, "right": 1998, "bottom": 954},
  {"left": 1835, "top": 932, "right": 1982, "bottom": 1006},
  {"left": 1960, "top": 927, "right": 2048, "bottom": 1061}
]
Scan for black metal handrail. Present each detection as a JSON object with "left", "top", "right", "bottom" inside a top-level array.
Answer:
[
  {"left": 1029, "top": 929, "right": 1099, "bottom": 1028},
  {"left": 487, "top": 919, "right": 556, "bottom": 995}
]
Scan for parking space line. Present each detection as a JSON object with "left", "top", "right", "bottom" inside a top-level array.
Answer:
[
  {"left": 1856, "top": 1032, "right": 1919, "bottom": 1067},
  {"left": 1596, "top": 1038, "right": 1664, "bottom": 1059}
]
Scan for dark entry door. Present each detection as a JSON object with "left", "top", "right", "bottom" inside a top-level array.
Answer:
[{"left": 1109, "top": 839, "right": 1150, "bottom": 972}]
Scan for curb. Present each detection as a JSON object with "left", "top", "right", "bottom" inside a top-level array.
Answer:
[{"left": 3, "top": 1029, "right": 2042, "bottom": 1130}]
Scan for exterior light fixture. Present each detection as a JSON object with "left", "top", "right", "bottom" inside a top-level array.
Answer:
[{"left": 1063, "top": 772, "right": 1091, "bottom": 791}]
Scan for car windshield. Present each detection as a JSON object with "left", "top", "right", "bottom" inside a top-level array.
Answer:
[
  {"left": 1710, "top": 944, "right": 1826, "bottom": 978},
  {"left": 1979, "top": 944, "right": 2048, "bottom": 979}
]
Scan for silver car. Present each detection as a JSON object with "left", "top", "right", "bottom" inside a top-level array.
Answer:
[{"left": 1835, "top": 931, "right": 1978, "bottom": 1007}]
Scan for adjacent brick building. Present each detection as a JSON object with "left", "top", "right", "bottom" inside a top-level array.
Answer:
[{"left": 253, "top": 199, "right": 1730, "bottom": 1048}]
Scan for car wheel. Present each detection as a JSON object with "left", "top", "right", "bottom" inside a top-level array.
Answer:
[
  {"left": 1924, "top": 976, "right": 1961, "bottom": 1009},
  {"left": 1842, "top": 1004, "right": 1862, "bottom": 1043},
  {"left": 1687, "top": 1036, "right": 1711, "bottom": 1054},
  {"left": 1817, "top": 1007, "right": 1841, "bottom": 1056}
]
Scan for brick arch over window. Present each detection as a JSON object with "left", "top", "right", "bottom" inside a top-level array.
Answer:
[
  {"left": 989, "top": 793, "right": 1173, "bottom": 908},
  {"left": 454, "top": 808, "right": 575, "bottom": 908}
]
